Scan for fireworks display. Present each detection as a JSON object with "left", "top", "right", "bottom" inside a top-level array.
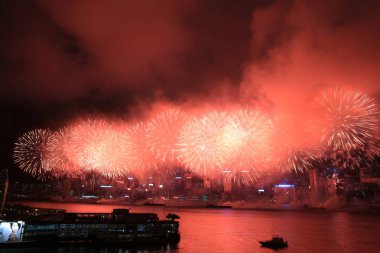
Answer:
[
  {"left": 146, "top": 109, "right": 187, "bottom": 166},
  {"left": 71, "top": 119, "right": 129, "bottom": 178},
  {"left": 219, "top": 109, "right": 271, "bottom": 173},
  {"left": 123, "top": 123, "right": 158, "bottom": 178},
  {"left": 44, "top": 127, "right": 81, "bottom": 177},
  {"left": 222, "top": 169, "right": 260, "bottom": 186},
  {"left": 176, "top": 111, "right": 228, "bottom": 178},
  {"left": 269, "top": 114, "right": 317, "bottom": 173},
  {"left": 317, "top": 87, "right": 379, "bottom": 151},
  {"left": 12, "top": 88, "right": 380, "bottom": 181},
  {"left": 13, "top": 129, "right": 54, "bottom": 178}
]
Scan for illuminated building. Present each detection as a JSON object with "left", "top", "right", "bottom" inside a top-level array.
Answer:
[{"left": 273, "top": 184, "right": 296, "bottom": 204}]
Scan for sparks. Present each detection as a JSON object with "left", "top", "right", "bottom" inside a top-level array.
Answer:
[
  {"left": 269, "top": 114, "right": 316, "bottom": 173},
  {"left": 146, "top": 109, "right": 187, "bottom": 166},
  {"left": 176, "top": 111, "right": 228, "bottom": 178},
  {"left": 317, "top": 87, "right": 379, "bottom": 151},
  {"left": 219, "top": 109, "right": 271, "bottom": 174},
  {"left": 13, "top": 129, "right": 54, "bottom": 178}
]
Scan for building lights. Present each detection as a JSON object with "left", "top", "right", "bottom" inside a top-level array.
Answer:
[{"left": 274, "top": 184, "right": 295, "bottom": 188}]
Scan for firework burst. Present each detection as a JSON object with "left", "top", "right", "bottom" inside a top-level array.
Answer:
[
  {"left": 269, "top": 114, "right": 317, "bottom": 173},
  {"left": 123, "top": 122, "right": 158, "bottom": 179},
  {"left": 222, "top": 169, "right": 261, "bottom": 185},
  {"left": 44, "top": 127, "right": 81, "bottom": 177},
  {"left": 70, "top": 119, "right": 129, "bottom": 178},
  {"left": 146, "top": 109, "right": 187, "bottom": 166},
  {"left": 317, "top": 87, "right": 379, "bottom": 151},
  {"left": 13, "top": 129, "right": 54, "bottom": 178},
  {"left": 176, "top": 111, "right": 228, "bottom": 178},
  {"left": 219, "top": 109, "right": 271, "bottom": 174}
]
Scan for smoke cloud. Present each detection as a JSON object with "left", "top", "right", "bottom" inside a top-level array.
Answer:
[
  {"left": 1, "top": 0, "right": 380, "bottom": 172},
  {"left": 0, "top": 0, "right": 260, "bottom": 106},
  {"left": 241, "top": 0, "right": 380, "bottom": 114}
]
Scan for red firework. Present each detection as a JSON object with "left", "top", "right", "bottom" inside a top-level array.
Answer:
[
  {"left": 13, "top": 129, "right": 54, "bottom": 178},
  {"left": 44, "top": 127, "right": 82, "bottom": 177},
  {"left": 70, "top": 119, "right": 129, "bottom": 178},
  {"left": 146, "top": 109, "right": 187, "bottom": 166},
  {"left": 269, "top": 114, "right": 317, "bottom": 173},
  {"left": 176, "top": 111, "right": 228, "bottom": 178},
  {"left": 123, "top": 122, "right": 158, "bottom": 179},
  {"left": 317, "top": 87, "right": 379, "bottom": 151},
  {"left": 219, "top": 109, "right": 271, "bottom": 174}
]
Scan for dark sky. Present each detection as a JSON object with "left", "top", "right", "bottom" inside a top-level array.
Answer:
[{"left": 1, "top": 0, "right": 380, "bottom": 176}]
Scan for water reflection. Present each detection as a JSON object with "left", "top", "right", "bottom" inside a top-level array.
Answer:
[
  {"left": 2, "top": 245, "right": 177, "bottom": 253},
  {"left": 8, "top": 202, "right": 380, "bottom": 253}
]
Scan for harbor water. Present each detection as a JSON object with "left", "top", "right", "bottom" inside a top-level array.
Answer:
[{"left": 3, "top": 202, "right": 380, "bottom": 253}]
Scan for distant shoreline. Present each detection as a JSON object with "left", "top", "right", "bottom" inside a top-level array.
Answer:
[{"left": 7, "top": 199, "right": 380, "bottom": 214}]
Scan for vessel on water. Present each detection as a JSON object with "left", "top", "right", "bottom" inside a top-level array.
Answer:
[
  {"left": 259, "top": 235, "right": 288, "bottom": 249},
  {"left": 0, "top": 207, "right": 180, "bottom": 248}
]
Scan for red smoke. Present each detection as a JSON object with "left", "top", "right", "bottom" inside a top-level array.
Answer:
[
  {"left": 241, "top": 0, "right": 380, "bottom": 113},
  {"left": 6, "top": 1, "right": 380, "bottom": 179}
]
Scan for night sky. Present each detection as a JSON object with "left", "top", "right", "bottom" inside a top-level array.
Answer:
[{"left": 1, "top": 0, "right": 380, "bottom": 178}]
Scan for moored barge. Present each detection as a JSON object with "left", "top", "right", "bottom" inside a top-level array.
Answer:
[{"left": 0, "top": 208, "right": 180, "bottom": 248}]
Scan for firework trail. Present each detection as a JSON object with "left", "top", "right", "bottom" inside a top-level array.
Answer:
[
  {"left": 44, "top": 127, "right": 81, "bottom": 177},
  {"left": 123, "top": 122, "right": 158, "bottom": 179},
  {"left": 317, "top": 87, "right": 379, "bottom": 151},
  {"left": 70, "top": 119, "right": 129, "bottom": 178},
  {"left": 222, "top": 169, "right": 261, "bottom": 185},
  {"left": 176, "top": 111, "right": 228, "bottom": 178},
  {"left": 146, "top": 109, "right": 187, "bottom": 166},
  {"left": 13, "top": 129, "right": 54, "bottom": 178},
  {"left": 269, "top": 114, "right": 317, "bottom": 173},
  {"left": 69, "top": 119, "right": 106, "bottom": 171},
  {"left": 219, "top": 109, "right": 271, "bottom": 174}
]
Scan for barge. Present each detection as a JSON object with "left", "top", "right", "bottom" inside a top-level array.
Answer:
[{"left": 0, "top": 208, "right": 180, "bottom": 248}]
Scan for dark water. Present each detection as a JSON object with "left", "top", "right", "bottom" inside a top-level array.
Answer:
[{"left": 2, "top": 202, "right": 380, "bottom": 253}]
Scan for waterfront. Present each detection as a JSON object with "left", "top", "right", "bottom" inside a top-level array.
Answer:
[{"left": 3, "top": 202, "right": 380, "bottom": 253}]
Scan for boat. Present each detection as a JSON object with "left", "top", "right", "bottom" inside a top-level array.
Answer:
[
  {"left": 0, "top": 208, "right": 180, "bottom": 248},
  {"left": 259, "top": 235, "right": 288, "bottom": 249}
]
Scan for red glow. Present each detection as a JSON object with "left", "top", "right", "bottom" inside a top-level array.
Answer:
[
  {"left": 146, "top": 109, "right": 187, "bottom": 166},
  {"left": 177, "top": 111, "right": 228, "bottom": 178}
]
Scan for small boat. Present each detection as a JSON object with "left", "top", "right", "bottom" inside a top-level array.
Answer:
[{"left": 259, "top": 235, "right": 288, "bottom": 249}]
